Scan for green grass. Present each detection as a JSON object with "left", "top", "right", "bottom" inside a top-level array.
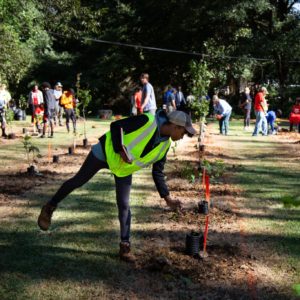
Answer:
[
  {"left": 0, "top": 118, "right": 162, "bottom": 299},
  {"left": 0, "top": 117, "right": 111, "bottom": 168},
  {"left": 218, "top": 120, "right": 300, "bottom": 293}
]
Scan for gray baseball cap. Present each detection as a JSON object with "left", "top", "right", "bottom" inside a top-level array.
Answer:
[{"left": 168, "top": 110, "right": 197, "bottom": 136}]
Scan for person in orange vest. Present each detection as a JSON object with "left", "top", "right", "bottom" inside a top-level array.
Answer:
[{"left": 60, "top": 87, "right": 76, "bottom": 133}]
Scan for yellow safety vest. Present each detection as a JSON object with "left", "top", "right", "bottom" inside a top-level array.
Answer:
[{"left": 105, "top": 113, "right": 171, "bottom": 177}]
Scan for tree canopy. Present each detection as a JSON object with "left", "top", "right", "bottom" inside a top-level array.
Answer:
[{"left": 0, "top": 0, "right": 299, "bottom": 113}]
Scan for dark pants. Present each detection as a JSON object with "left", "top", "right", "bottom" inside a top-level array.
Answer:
[
  {"left": 65, "top": 108, "right": 76, "bottom": 132},
  {"left": 219, "top": 112, "right": 231, "bottom": 135},
  {"left": 49, "top": 151, "right": 132, "bottom": 242},
  {"left": 244, "top": 109, "right": 251, "bottom": 127},
  {"left": 290, "top": 123, "right": 300, "bottom": 133}
]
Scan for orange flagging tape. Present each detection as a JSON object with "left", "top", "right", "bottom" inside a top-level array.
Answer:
[
  {"left": 203, "top": 215, "right": 209, "bottom": 252},
  {"left": 205, "top": 174, "right": 210, "bottom": 201}
]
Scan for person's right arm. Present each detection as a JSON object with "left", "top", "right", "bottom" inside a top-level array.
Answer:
[{"left": 110, "top": 115, "right": 149, "bottom": 154}]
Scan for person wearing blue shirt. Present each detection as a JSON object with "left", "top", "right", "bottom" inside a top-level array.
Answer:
[
  {"left": 213, "top": 95, "right": 232, "bottom": 135},
  {"left": 140, "top": 73, "right": 157, "bottom": 115},
  {"left": 266, "top": 109, "right": 282, "bottom": 134}
]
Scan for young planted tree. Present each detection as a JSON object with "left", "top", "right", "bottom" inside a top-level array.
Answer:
[
  {"left": 188, "top": 60, "right": 213, "bottom": 144},
  {"left": 22, "top": 135, "right": 41, "bottom": 174},
  {"left": 77, "top": 88, "right": 92, "bottom": 146},
  {"left": 5, "top": 109, "right": 15, "bottom": 139}
]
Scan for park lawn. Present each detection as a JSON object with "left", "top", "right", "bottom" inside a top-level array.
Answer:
[
  {"left": 1, "top": 116, "right": 299, "bottom": 299},
  {"left": 215, "top": 119, "right": 300, "bottom": 296},
  {"left": 0, "top": 117, "right": 167, "bottom": 299},
  {"left": 0, "top": 117, "right": 110, "bottom": 169}
]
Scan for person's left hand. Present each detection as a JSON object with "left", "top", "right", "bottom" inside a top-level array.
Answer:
[{"left": 164, "top": 195, "right": 182, "bottom": 211}]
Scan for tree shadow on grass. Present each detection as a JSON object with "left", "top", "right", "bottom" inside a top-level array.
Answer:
[{"left": 0, "top": 225, "right": 297, "bottom": 300}]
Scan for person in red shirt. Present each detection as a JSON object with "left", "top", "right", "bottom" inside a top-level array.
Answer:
[
  {"left": 34, "top": 104, "right": 44, "bottom": 131},
  {"left": 134, "top": 87, "right": 142, "bottom": 114},
  {"left": 252, "top": 87, "right": 268, "bottom": 136},
  {"left": 28, "top": 85, "right": 43, "bottom": 125},
  {"left": 289, "top": 97, "right": 300, "bottom": 132}
]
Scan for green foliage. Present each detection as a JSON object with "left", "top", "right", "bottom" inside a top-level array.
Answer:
[
  {"left": 180, "top": 162, "right": 197, "bottom": 183},
  {"left": 22, "top": 135, "right": 41, "bottom": 167},
  {"left": 187, "top": 61, "right": 213, "bottom": 120},
  {"left": 5, "top": 109, "right": 15, "bottom": 133},
  {"left": 18, "top": 95, "right": 27, "bottom": 110},
  {"left": 1, "top": 0, "right": 300, "bottom": 110},
  {"left": 77, "top": 89, "right": 92, "bottom": 111},
  {"left": 0, "top": 0, "right": 50, "bottom": 87},
  {"left": 189, "top": 99, "right": 210, "bottom": 121},
  {"left": 202, "top": 159, "right": 226, "bottom": 178},
  {"left": 280, "top": 195, "right": 300, "bottom": 208},
  {"left": 188, "top": 60, "right": 213, "bottom": 99}
]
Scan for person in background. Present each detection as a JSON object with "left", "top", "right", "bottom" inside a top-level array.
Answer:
[
  {"left": 28, "top": 84, "right": 43, "bottom": 125},
  {"left": 252, "top": 87, "right": 268, "bottom": 136},
  {"left": 53, "top": 82, "right": 64, "bottom": 126},
  {"left": 0, "top": 84, "right": 10, "bottom": 137},
  {"left": 60, "top": 87, "right": 77, "bottom": 134},
  {"left": 131, "top": 87, "right": 142, "bottom": 115},
  {"left": 266, "top": 109, "right": 282, "bottom": 134},
  {"left": 166, "top": 88, "right": 176, "bottom": 113},
  {"left": 175, "top": 86, "right": 186, "bottom": 111},
  {"left": 213, "top": 95, "right": 232, "bottom": 135},
  {"left": 34, "top": 103, "right": 44, "bottom": 131},
  {"left": 41, "top": 82, "right": 56, "bottom": 138},
  {"left": 37, "top": 109, "right": 196, "bottom": 263},
  {"left": 289, "top": 97, "right": 300, "bottom": 133},
  {"left": 240, "top": 87, "right": 252, "bottom": 131},
  {"left": 140, "top": 73, "right": 157, "bottom": 115}
]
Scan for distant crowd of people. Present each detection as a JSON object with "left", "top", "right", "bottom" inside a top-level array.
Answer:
[
  {"left": 1, "top": 74, "right": 300, "bottom": 139},
  {"left": 129, "top": 73, "right": 300, "bottom": 137},
  {"left": 28, "top": 82, "right": 78, "bottom": 138},
  {"left": 0, "top": 82, "right": 78, "bottom": 138}
]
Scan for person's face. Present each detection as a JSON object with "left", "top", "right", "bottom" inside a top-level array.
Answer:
[
  {"left": 170, "top": 125, "right": 186, "bottom": 141},
  {"left": 34, "top": 85, "right": 38, "bottom": 91},
  {"left": 55, "top": 85, "right": 62, "bottom": 91},
  {"left": 140, "top": 77, "right": 147, "bottom": 85}
]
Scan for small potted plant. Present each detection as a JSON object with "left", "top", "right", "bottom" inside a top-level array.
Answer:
[
  {"left": 6, "top": 108, "right": 16, "bottom": 139},
  {"left": 77, "top": 89, "right": 92, "bottom": 148},
  {"left": 22, "top": 135, "right": 42, "bottom": 175}
]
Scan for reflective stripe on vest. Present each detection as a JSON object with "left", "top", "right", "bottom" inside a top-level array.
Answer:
[{"left": 105, "top": 114, "right": 171, "bottom": 177}]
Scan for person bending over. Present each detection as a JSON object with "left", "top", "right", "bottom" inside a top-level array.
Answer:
[{"left": 38, "top": 110, "right": 196, "bottom": 262}]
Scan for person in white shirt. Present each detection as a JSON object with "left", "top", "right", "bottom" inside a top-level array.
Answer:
[
  {"left": 52, "top": 82, "right": 64, "bottom": 126},
  {"left": 213, "top": 95, "right": 232, "bottom": 135},
  {"left": 0, "top": 84, "right": 11, "bottom": 137},
  {"left": 140, "top": 73, "right": 157, "bottom": 115}
]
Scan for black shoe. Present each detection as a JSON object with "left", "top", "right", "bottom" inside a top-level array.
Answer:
[
  {"left": 38, "top": 203, "right": 57, "bottom": 231},
  {"left": 48, "top": 135, "right": 53, "bottom": 138},
  {"left": 40, "top": 135, "right": 46, "bottom": 138}
]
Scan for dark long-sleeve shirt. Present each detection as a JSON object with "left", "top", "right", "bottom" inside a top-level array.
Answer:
[{"left": 99, "top": 111, "right": 170, "bottom": 198}]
